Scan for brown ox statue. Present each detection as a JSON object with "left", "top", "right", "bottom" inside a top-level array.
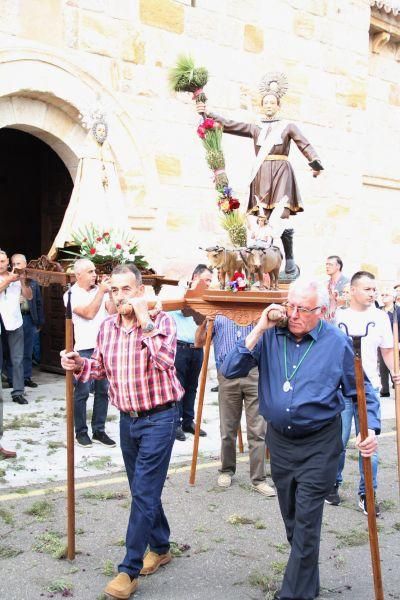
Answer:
[
  {"left": 203, "top": 246, "right": 245, "bottom": 289},
  {"left": 242, "top": 246, "right": 283, "bottom": 290}
]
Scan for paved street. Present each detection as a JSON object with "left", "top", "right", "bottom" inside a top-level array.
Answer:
[{"left": 0, "top": 368, "right": 399, "bottom": 600}]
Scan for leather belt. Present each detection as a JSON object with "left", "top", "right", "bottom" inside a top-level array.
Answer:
[
  {"left": 177, "top": 340, "right": 198, "bottom": 349},
  {"left": 264, "top": 155, "right": 288, "bottom": 161},
  {"left": 125, "top": 401, "right": 177, "bottom": 419}
]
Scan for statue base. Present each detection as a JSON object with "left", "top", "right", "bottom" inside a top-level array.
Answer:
[{"left": 278, "top": 265, "right": 300, "bottom": 284}]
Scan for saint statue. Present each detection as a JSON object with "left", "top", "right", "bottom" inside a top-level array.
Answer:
[{"left": 196, "top": 72, "right": 323, "bottom": 279}]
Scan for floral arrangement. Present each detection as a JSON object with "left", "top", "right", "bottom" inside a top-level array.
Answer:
[
  {"left": 228, "top": 271, "right": 248, "bottom": 292},
  {"left": 169, "top": 55, "right": 247, "bottom": 248},
  {"left": 62, "top": 225, "right": 149, "bottom": 270}
]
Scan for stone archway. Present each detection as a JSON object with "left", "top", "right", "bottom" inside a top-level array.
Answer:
[{"left": 0, "top": 47, "right": 158, "bottom": 232}]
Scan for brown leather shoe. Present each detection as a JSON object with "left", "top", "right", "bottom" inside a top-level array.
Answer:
[
  {"left": 0, "top": 446, "right": 17, "bottom": 459},
  {"left": 140, "top": 550, "right": 172, "bottom": 575},
  {"left": 104, "top": 573, "right": 138, "bottom": 599}
]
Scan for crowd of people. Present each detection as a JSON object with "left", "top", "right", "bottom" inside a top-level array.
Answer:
[{"left": 1, "top": 250, "right": 399, "bottom": 600}]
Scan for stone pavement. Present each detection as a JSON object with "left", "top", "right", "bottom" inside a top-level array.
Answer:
[{"left": 0, "top": 368, "right": 399, "bottom": 600}]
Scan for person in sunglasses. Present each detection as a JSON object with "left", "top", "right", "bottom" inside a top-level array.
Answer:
[{"left": 221, "top": 277, "right": 383, "bottom": 600}]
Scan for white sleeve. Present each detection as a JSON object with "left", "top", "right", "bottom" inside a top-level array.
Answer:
[{"left": 379, "top": 311, "right": 394, "bottom": 348}]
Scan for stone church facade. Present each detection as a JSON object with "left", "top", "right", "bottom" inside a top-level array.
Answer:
[{"left": 0, "top": 0, "right": 399, "bottom": 283}]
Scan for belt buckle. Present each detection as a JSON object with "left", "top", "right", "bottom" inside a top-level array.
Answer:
[{"left": 129, "top": 410, "right": 139, "bottom": 418}]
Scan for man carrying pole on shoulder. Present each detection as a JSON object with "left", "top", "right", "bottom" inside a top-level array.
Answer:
[{"left": 221, "top": 277, "right": 381, "bottom": 600}]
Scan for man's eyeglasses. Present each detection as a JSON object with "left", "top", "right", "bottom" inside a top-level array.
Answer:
[{"left": 283, "top": 302, "right": 321, "bottom": 315}]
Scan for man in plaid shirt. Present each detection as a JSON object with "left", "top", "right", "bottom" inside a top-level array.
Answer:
[{"left": 61, "top": 263, "right": 183, "bottom": 600}]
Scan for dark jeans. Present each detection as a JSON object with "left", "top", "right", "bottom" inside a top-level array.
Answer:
[
  {"left": 267, "top": 417, "right": 343, "bottom": 600},
  {"left": 118, "top": 404, "right": 178, "bottom": 578},
  {"left": 73, "top": 348, "right": 109, "bottom": 436},
  {"left": 6, "top": 314, "right": 36, "bottom": 380},
  {"left": 1, "top": 324, "right": 24, "bottom": 397},
  {"left": 378, "top": 347, "right": 391, "bottom": 394},
  {"left": 174, "top": 345, "right": 203, "bottom": 428}
]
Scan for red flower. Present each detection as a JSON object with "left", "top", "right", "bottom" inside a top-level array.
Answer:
[
  {"left": 103, "top": 232, "right": 110, "bottom": 238},
  {"left": 197, "top": 125, "right": 206, "bottom": 139},
  {"left": 115, "top": 243, "right": 122, "bottom": 250},
  {"left": 203, "top": 118, "right": 215, "bottom": 129},
  {"left": 89, "top": 248, "right": 96, "bottom": 255},
  {"left": 229, "top": 198, "right": 240, "bottom": 210},
  {"left": 96, "top": 236, "right": 102, "bottom": 242}
]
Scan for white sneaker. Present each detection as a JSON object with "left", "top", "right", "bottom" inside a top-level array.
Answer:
[
  {"left": 252, "top": 482, "right": 276, "bottom": 497},
  {"left": 217, "top": 473, "right": 232, "bottom": 488}
]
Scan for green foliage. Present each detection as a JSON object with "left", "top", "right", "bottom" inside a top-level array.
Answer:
[
  {"left": 168, "top": 55, "right": 208, "bottom": 99},
  {"left": 220, "top": 212, "right": 247, "bottom": 247},
  {"left": 33, "top": 531, "right": 67, "bottom": 559},
  {"left": 25, "top": 500, "right": 54, "bottom": 522}
]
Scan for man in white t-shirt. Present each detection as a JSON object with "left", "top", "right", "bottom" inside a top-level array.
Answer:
[
  {"left": 0, "top": 250, "right": 32, "bottom": 405},
  {"left": 325, "top": 270, "right": 397, "bottom": 516},
  {"left": 63, "top": 259, "right": 116, "bottom": 448}
]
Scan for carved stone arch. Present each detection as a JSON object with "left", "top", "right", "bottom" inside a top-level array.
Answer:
[{"left": 0, "top": 47, "right": 157, "bottom": 219}]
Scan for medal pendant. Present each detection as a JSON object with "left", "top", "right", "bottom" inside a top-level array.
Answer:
[{"left": 283, "top": 380, "right": 291, "bottom": 392}]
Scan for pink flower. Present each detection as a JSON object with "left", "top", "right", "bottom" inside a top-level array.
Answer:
[
  {"left": 197, "top": 125, "right": 206, "bottom": 139},
  {"left": 89, "top": 248, "right": 96, "bottom": 255},
  {"left": 203, "top": 118, "right": 215, "bottom": 129},
  {"left": 115, "top": 243, "right": 122, "bottom": 250}
]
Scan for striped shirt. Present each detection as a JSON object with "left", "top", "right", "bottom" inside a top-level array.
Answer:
[
  {"left": 213, "top": 315, "right": 255, "bottom": 371},
  {"left": 77, "top": 311, "right": 184, "bottom": 413}
]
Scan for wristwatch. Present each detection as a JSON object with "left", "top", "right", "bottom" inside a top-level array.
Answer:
[{"left": 142, "top": 321, "right": 155, "bottom": 333}]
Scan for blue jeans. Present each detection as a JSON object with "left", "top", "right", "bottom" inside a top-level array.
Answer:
[
  {"left": 174, "top": 345, "right": 203, "bottom": 428},
  {"left": 118, "top": 405, "right": 178, "bottom": 578},
  {"left": 73, "top": 348, "right": 109, "bottom": 436},
  {"left": 7, "top": 314, "right": 36, "bottom": 380},
  {"left": 336, "top": 393, "right": 379, "bottom": 494}
]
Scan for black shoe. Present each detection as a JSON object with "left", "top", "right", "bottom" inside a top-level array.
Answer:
[
  {"left": 24, "top": 378, "right": 38, "bottom": 388},
  {"left": 175, "top": 426, "right": 186, "bottom": 442},
  {"left": 92, "top": 431, "right": 116, "bottom": 447},
  {"left": 358, "top": 493, "right": 380, "bottom": 517},
  {"left": 182, "top": 422, "right": 207, "bottom": 437},
  {"left": 12, "top": 395, "right": 28, "bottom": 405},
  {"left": 380, "top": 391, "right": 390, "bottom": 397},
  {"left": 76, "top": 433, "right": 93, "bottom": 448},
  {"left": 325, "top": 483, "right": 341, "bottom": 506},
  {"left": 210, "top": 385, "right": 219, "bottom": 392}
]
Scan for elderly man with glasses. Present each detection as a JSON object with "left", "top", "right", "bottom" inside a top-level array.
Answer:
[{"left": 221, "top": 277, "right": 381, "bottom": 600}]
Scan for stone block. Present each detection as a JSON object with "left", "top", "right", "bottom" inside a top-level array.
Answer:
[
  {"left": 139, "top": 0, "right": 184, "bottom": 34},
  {"left": 326, "top": 204, "right": 351, "bottom": 219},
  {"left": 80, "top": 11, "right": 120, "bottom": 56},
  {"left": 121, "top": 29, "right": 146, "bottom": 64},
  {"left": 293, "top": 12, "right": 315, "bottom": 40},
  {"left": 389, "top": 84, "right": 400, "bottom": 107},
  {"left": 20, "top": 0, "right": 64, "bottom": 46},
  {"left": 392, "top": 228, "right": 400, "bottom": 244},
  {"left": 156, "top": 155, "right": 182, "bottom": 180},
  {"left": 166, "top": 211, "right": 192, "bottom": 230},
  {"left": 243, "top": 24, "right": 264, "bottom": 53},
  {"left": 336, "top": 78, "right": 367, "bottom": 110}
]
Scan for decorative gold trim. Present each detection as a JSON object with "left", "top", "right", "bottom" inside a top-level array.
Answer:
[{"left": 372, "top": 30, "right": 391, "bottom": 52}]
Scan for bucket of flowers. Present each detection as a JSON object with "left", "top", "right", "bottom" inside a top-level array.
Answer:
[{"left": 61, "top": 225, "right": 149, "bottom": 274}]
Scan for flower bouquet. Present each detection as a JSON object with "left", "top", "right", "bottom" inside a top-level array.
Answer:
[
  {"left": 61, "top": 225, "right": 149, "bottom": 273},
  {"left": 169, "top": 55, "right": 247, "bottom": 248}
]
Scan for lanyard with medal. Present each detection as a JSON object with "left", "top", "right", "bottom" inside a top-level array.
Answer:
[{"left": 282, "top": 320, "right": 323, "bottom": 392}]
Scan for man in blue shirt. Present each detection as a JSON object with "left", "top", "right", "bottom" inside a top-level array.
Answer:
[
  {"left": 222, "top": 278, "right": 380, "bottom": 600},
  {"left": 171, "top": 264, "right": 212, "bottom": 441}
]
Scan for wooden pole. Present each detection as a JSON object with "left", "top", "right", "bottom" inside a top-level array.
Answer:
[
  {"left": 237, "top": 426, "right": 244, "bottom": 454},
  {"left": 190, "top": 318, "right": 214, "bottom": 485},
  {"left": 352, "top": 335, "right": 383, "bottom": 600},
  {"left": 65, "top": 286, "right": 76, "bottom": 560},
  {"left": 392, "top": 305, "right": 400, "bottom": 498}
]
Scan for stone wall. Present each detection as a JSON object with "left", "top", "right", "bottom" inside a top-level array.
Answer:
[{"left": 0, "top": 0, "right": 399, "bottom": 283}]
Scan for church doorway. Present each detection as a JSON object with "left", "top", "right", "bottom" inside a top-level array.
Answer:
[{"left": 0, "top": 127, "right": 73, "bottom": 371}]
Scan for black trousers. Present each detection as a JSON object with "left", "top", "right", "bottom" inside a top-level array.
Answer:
[{"left": 266, "top": 417, "right": 343, "bottom": 600}]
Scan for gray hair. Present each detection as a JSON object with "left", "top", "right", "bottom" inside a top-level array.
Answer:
[
  {"left": 73, "top": 258, "right": 94, "bottom": 275},
  {"left": 288, "top": 277, "right": 329, "bottom": 309},
  {"left": 0, "top": 249, "right": 7, "bottom": 258},
  {"left": 11, "top": 253, "right": 27, "bottom": 264}
]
